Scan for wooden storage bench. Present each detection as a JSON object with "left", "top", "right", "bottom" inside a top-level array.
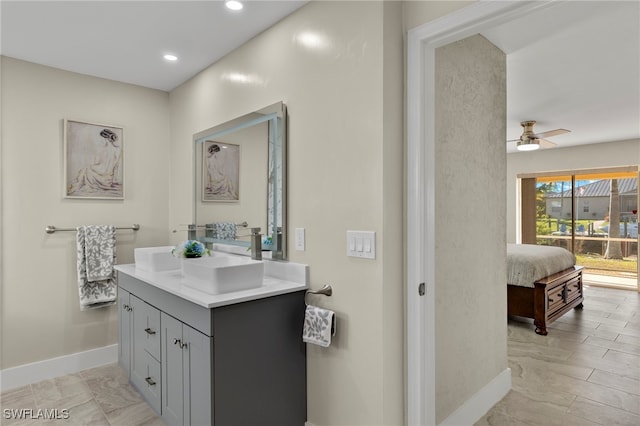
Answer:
[{"left": 507, "top": 265, "right": 584, "bottom": 335}]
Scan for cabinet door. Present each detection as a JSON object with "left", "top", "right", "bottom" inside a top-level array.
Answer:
[
  {"left": 183, "top": 324, "right": 213, "bottom": 426},
  {"left": 161, "top": 313, "right": 185, "bottom": 426},
  {"left": 162, "top": 313, "right": 213, "bottom": 426},
  {"left": 117, "top": 289, "right": 131, "bottom": 375}
]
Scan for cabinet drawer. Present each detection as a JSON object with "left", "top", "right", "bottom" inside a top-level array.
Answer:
[
  {"left": 131, "top": 295, "right": 161, "bottom": 361},
  {"left": 131, "top": 351, "right": 161, "bottom": 414},
  {"left": 565, "top": 277, "right": 582, "bottom": 303},
  {"left": 547, "top": 283, "right": 565, "bottom": 314}
]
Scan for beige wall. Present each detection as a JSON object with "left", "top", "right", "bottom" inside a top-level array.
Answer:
[
  {"left": 507, "top": 139, "right": 640, "bottom": 243},
  {"left": 434, "top": 35, "right": 508, "bottom": 422},
  {"left": 381, "top": 2, "right": 405, "bottom": 424},
  {"left": 0, "top": 57, "right": 172, "bottom": 368},
  {"left": 169, "top": 2, "right": 404, "bottom": 424}
]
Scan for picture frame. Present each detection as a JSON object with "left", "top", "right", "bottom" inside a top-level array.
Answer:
[
  {"left": 202, "top": 140, "right": 240, "bottom": 202},
  {"left": 64, "top": 119, "right": 124, "bottom": 199}
]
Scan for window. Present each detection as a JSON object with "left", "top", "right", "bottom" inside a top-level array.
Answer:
[{"left": 519, "top": 167, "right": 638, "bottom": 290}]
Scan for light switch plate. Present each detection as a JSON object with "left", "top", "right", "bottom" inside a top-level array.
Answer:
[
  {"left": 295, "top": 228, "right": 305, "bottom": 251},
  {"left": 347, "top": 230, "right": 375, "bottom": 259}
]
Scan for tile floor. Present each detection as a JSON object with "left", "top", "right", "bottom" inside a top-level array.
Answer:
[
  {"left": 1, "top": 284, "right": 638, "bottom": 426},
  {"left": 477, "top": 284, "right": 640, "bottom": 425},
  {"left": 0, "top": 363, "right": 162, "bottom": 426}
]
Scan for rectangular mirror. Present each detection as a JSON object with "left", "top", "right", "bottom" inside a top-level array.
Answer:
[{"left": 192, "top": 102, "right": 287, "bottom": 260}]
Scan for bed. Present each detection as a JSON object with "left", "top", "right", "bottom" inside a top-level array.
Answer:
[{"left": 507, "top": 243, "right": 584, "bottom": 335}]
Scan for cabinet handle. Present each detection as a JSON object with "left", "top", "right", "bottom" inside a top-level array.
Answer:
[
  {"left": 145, "top": 328, "right": 156, "bottom": 335},
  {"left": 172, "top": 338, "right": 187, "bottom": 349},
  {"left": 145, "top": 377, "right": 156, "bottom": 386}
]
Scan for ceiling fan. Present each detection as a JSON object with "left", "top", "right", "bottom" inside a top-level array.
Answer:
[{"left": 508, "top": 120, "right": 571, "bottom": 151}]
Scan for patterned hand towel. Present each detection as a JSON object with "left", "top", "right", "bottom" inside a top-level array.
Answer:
[
  {"left": 302, "top": 305, "right": 336, "bottom": 347},
  {"left": 215, "top": 222, "right": 237, "bottom": 240},
  {"left": 76, "top": 225, "right": 117, "bottom": 310}
]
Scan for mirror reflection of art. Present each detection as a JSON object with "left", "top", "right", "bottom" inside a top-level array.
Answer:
[
  {"left": 202, "top": 141, "right": 240, "bottom": 201},
  {"left": 65, "top": 120, "right": 124, "bottom": 199}
]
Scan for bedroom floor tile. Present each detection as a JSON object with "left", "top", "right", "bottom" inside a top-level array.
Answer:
[
  {"left": 587, "top": 369, "right": 640, "bottom": 396},
  {"left": 597, "top": 323, "right": 640, "bottom": 338},
  {"left": 617, "top": 333, "right": 640, "bottom": 345},
  {"left": 478, "top": 285, "right": 640, "bottom": 425},
  {"left": 585, "top": 335, "right": 640, "bottom": 356}
]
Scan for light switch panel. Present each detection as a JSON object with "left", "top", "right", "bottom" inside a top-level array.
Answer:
[
  {"left": 347, "top": 231, "right": 375, "bottom": 259},
  {"left": 295, "top": 228, "right": 305, "bottom": 251}
]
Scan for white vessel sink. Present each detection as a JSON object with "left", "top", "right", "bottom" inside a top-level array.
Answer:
[
  {"left": 135, "top": 246, "right": 181, "bottom": 272},
  {"left": 181, "top": 255, "right": 264, "bottom": 294}
]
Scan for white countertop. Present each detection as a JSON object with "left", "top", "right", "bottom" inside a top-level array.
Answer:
[{"left": 115, "top": 261, "right": 308, "bottom": 309}]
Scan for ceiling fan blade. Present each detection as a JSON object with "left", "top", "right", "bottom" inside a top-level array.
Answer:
[
  {"left": 506, "top": 138, "right": 521, "bottom": 143},
  {"left": 539, "top": 138, "right": 557, "bottom": 149},
  {"left": 532, "top": 128, "right": 570, "bottom": 139}
]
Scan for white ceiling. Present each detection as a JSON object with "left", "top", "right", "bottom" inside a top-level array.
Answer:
[
  {"left": 1, "top": 1, "right": 639, "bottom": 152},
  {"left": 482, "top": 1, "right": 640, "bottom": 151},
  {"left": 0, "top": 0, "right": 308, "bottom": 91}
]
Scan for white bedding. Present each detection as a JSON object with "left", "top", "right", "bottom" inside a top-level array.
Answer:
[{"left": 507, "top": 244, "right": 576, "bottom": 288}]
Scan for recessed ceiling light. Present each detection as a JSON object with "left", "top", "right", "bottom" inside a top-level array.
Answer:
[
  {"left": 226, "top": 1, "right": 243, "bottom": 11},
  {"left": 163, "top": 54, "right": 178, "bottom": 61}
]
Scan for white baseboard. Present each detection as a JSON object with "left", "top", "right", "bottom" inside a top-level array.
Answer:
[
  {"left": 439, "top": 368, "right": 511, "bottom": 426},
  {"left": 0, "top": 344, "right": 118, "bottom": 392}
]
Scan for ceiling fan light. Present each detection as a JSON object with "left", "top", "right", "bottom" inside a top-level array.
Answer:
[
  {"left": 516, "top": 139, "right": 540, "bottom": 151},
  {"left": 225, "top": 1, "right": 243, "bottom": 11}
]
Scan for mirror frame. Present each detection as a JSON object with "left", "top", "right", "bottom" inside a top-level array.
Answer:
[{"left": 192, "top": 101, "right": 287, "bottom": 259}]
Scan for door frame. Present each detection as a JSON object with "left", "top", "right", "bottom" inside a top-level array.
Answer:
[{"left": 405, "top": 1, "right": 554, "bottom": 424}]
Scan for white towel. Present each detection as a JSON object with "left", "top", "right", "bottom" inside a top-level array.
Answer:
[
  {"left": 303, "top": 305, "right": 336, "bottom": 347},
  {"left": 76, "top": 225, "right": 117, "bottom": 310}
]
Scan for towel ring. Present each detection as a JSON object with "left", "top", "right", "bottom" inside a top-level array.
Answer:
[{"left": 305, "top": 284, "right": 332, "bottom": 305}]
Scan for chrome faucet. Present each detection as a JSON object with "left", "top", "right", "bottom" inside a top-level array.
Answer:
[{"left": 250, "top": 227, "right": 262, "bottom": 260}]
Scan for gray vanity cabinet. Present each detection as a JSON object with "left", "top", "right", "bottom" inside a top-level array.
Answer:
[
  {"left": 161, "top": 312, "right": 213, "bottom": 426},
  {"left": 117, "top": 270, "right": 307, "bottom": 426}
]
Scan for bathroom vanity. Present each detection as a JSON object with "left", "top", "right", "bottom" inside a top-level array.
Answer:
[{"left": 115, "top": 257, "right": 308, "bottom": 426}]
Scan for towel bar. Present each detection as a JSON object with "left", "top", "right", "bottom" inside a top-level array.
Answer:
[
  {"left": 45, "top": 224, "right": 140, "bottom": 234},
  {"left": 305, "top": 284, "right": 332, "bottom": 305},
  {"left": 172, "top": 222, "right": 249, "bottom": 233}
]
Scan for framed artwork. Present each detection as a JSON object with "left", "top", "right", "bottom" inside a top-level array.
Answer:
[
  {"left": 202, "top": 141, "right": 239, "bottom": 202},
  {"left": 64, "top": 120, "right": 124, "bottom": 199}
]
